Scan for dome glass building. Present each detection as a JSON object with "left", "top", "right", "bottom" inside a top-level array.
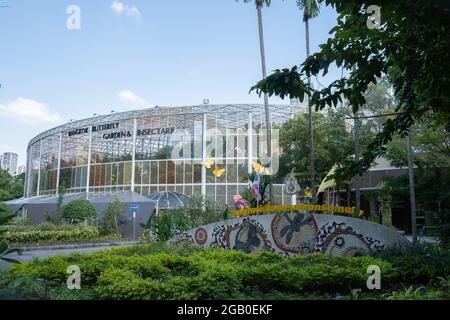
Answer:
[{"left": 24, "top": 104, "right": 294, "bottom": 206}]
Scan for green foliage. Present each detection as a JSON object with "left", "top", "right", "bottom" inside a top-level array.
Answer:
[
  {"left": 62, "top": 199, "right": 96, "bottom": 223},
  {"left": 0, "top": 226, "right": 100, "bottom": 244},
  {"left": 6, "top": 243, "right": 400, "bottom": 300},
  {"left": 0, "top": 169, "right": 24, "bottom": 201},
  {"left": 150, "top": 211, "right": 191, "bottom": 242},
  {"left": 239, "top": 170, "right": 272, "bottom": 207},
  {"left": 7, "top": 216, "right": 32, "bottom": 227},
  {"left": 55, "top": 185, "right": 66, "bottom": 225},
  {"left": 149, "top": 195, "right": 225, "bottom": 241},
  {"left": 100, "top": 197, "right": 126, "bottom": 235},
  {"left": 0, "top": 204, "right": 20, "bottom": 263},
  {"left": 0, "top": 204, "right": 14, "bottom": 226},
  {"left": 371, "top": 243, "right": 450, "bottom": 283},
  {"left": 251, "top": 0, "right": 450, "bottom": 179},
  {"left": 278, "top": 109, "right": 353, "bottom": 188}
]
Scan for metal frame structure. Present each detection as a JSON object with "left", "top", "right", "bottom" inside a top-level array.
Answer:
[{"left": 24, "top": 104, "right": 294, "bottom": 206}]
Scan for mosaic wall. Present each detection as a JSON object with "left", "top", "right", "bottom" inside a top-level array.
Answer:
[{"left": 169, "top": 212, "right": 409, "bottom": 257}]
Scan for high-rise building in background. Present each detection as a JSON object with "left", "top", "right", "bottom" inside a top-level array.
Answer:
[
  {"left": 17, "top": 165, "right": 26, "bottom": 175},
  {"left": 1, "top": 152, "right": 19, "bottom": 176}
]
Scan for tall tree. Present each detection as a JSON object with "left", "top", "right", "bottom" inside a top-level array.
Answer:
[
  {"left": 237, "top": 0, "right": 272, "bottom": 182},
  {"left": 297, "top": 0, "right": 320, "bottom": 197}
]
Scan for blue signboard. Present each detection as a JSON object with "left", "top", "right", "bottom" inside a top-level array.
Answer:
[{"left": 129, "top": 204, "right": 140, "bottom": 212}]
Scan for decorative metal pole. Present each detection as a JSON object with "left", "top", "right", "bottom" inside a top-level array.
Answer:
[
  {"left": 131, "top": 118, "right": 137, "bottom": 192},
  {"left": 56, "top": 131, "right": 62, "bottom": 192},
  {"left": 85, "top": 126, "right": 92, "bottom": 198},
  {"left": 201, "top": 112, "right": 207, "bottom": 200},
  {"left": 248, "top": 112, "right": 253, "bottom": 174}
]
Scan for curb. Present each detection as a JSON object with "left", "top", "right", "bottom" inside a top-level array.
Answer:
[{"left": 17, "top": 241, "right": 142, "bottom": 252}]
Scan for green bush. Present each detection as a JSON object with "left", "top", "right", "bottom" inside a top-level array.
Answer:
[
  {"left": 0, "top": 204, "right": 14, "bottom": 225},
  {"left": 8, "top": 243, "right": 400, "bottom": 300},
  {"left": 7, "top": 216, "right": 32, "bottom": 226},
  {"left": 62, "top": 199, "right": 96, "bottom": 223},
  {"left": 100, "top": 198, "right": 126, "bottom": 235},
  {"left": 0, "top": 226, "right": 100, "bottom": 244},
  {"left": 371, "top": 243, "right": 450, "bottom": 283}
]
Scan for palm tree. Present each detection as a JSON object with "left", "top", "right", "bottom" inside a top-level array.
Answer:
[
  {"left": 237, "top": 0, "right": 272, "bottom": 182},
  {"left": 296, "top": 0, "right": 320, "bottom": 197}
]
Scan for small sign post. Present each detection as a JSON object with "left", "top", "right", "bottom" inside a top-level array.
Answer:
[{"left": 129, "top": 204, "right": 140, "bottom": 241}]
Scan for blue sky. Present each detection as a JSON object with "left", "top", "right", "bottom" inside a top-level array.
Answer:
[{"left": 0, "top": 0, "right": 339, "bottom": 166}]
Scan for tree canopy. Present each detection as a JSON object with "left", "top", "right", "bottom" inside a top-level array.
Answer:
[{"left": 252, "top": 0, "right": 450, "bottom": 180}]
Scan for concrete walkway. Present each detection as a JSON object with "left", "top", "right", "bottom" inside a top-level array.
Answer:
[{"left": 0, "top": 244, "right": 135, "bottom": 268}]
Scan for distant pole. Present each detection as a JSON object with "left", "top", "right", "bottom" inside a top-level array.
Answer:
[
  {"left": 406, "top": 133, "right": 418, "bottom": 242},
  {"left": 133, "top": 211, "right": 136, "bottom": 241},
  {"left": 354, "top": 110, "right": 361, "bottom": 216}
]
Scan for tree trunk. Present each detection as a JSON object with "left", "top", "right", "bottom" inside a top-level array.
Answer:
[
  {"left": 354, "top": 110, "right": 361, "bottom": 215},
  {"left": 256, "top": 3, "right": 272, "bottom": 200},
  {"left": 406, "top": 134, "right": 418, "bottom": 242},
  {"left": 305, "top": 17, "right": 316, "bottom": 198}
]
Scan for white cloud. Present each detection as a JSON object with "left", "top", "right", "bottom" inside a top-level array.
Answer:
[
  {"left": 111, "top": 1, "right": 141, "bottom": 18},
  {"left": 0, "top": 98, "right": 62, "bottom": 125},
  {"left": 118, "top": 90, "right": 148, "bottom": 107},
  {"left": 0, "top": 144, "right": 13, "bottom": 152}
]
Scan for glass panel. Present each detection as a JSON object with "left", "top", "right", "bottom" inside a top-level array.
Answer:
[
  {"left": 167, "top": 161, "right": 175, "bottom": 184},
  {"left": 150, "top": 162, "right": 158, "bottom": 184},
  {"left": 159, "top": 161, "right": 167, "bottom": 185},
  {"left": 124, "top": 162, "right": 132, "bottom": 185},
  {"left": 135, "top": 161, "right": 142, "bottom": 185},
  {"left": 142, "top": 162, "right": 150, "bottom": 185},
  {"left": 185, "top": 161, "right": 193, "bottom": 184},
  {"left": 175, "top": 161, "right": 183, "bottom": 184},
  {"left": 193, "top": 163, "right": 202, "bottom": 183}
]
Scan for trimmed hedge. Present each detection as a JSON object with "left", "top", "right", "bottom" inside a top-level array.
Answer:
[
  {"left": 0, "top": 226, "right": 100, "bottom": 244},
  {"left": 62, "top": 199, "right": 96, "bottom": 222},
  {"left": 9, "top": 243, "right": 399, "bottom": 300}
]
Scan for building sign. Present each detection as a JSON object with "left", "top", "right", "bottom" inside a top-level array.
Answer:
[
  {"left": 67, "top": 121, "right": 176, "bottom": 140},
  {"left": 137, "top": 127, "right": 175, "bottom": 136},
  {"left": 92, "top": 122, "right": 120, "bottom": 133},
  {"left": 68, "top": 128, "right": 89, "bottom": 137}
]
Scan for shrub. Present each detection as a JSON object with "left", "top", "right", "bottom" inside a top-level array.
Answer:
[
  {"left": 371, "top": 243, "right": 450, "bottom": 283},
  {"left": 62, "top": 199, "right": 96, "bottom": 223},
  {"left": 100, "top": 198, "right": 126, "bottom": 235},
  {"left": 0, "top": 204, "right": 14, "bottom": 225},
  {"left": 7, "top": 244, "right": 399, "bottom": 300},
  {"left": 0, "top": 226, "right": 100, "bottom": 244},
  {"left": 6, "top": 216, "right": 32, "bottom": 227},
  {"left": 150, "top": 211, "right": 191, "bottom": 242}
]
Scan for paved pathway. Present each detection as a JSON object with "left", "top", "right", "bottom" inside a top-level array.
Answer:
[{"left": 0, "top": 246, "right": 115, "bottom": 268}]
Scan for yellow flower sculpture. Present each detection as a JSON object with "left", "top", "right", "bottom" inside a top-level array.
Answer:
[
  {"left": 304, "top": 188, "right": 312, "bottom": 198},
  {"left": 252, "top": 162, "right": 267, "bottom": 174},
  {"left": 213, "top": 166, "right": 225, "bottom": 178},
  {"left": 202, "top": 158, "right": 214, "bottom": 169}
]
